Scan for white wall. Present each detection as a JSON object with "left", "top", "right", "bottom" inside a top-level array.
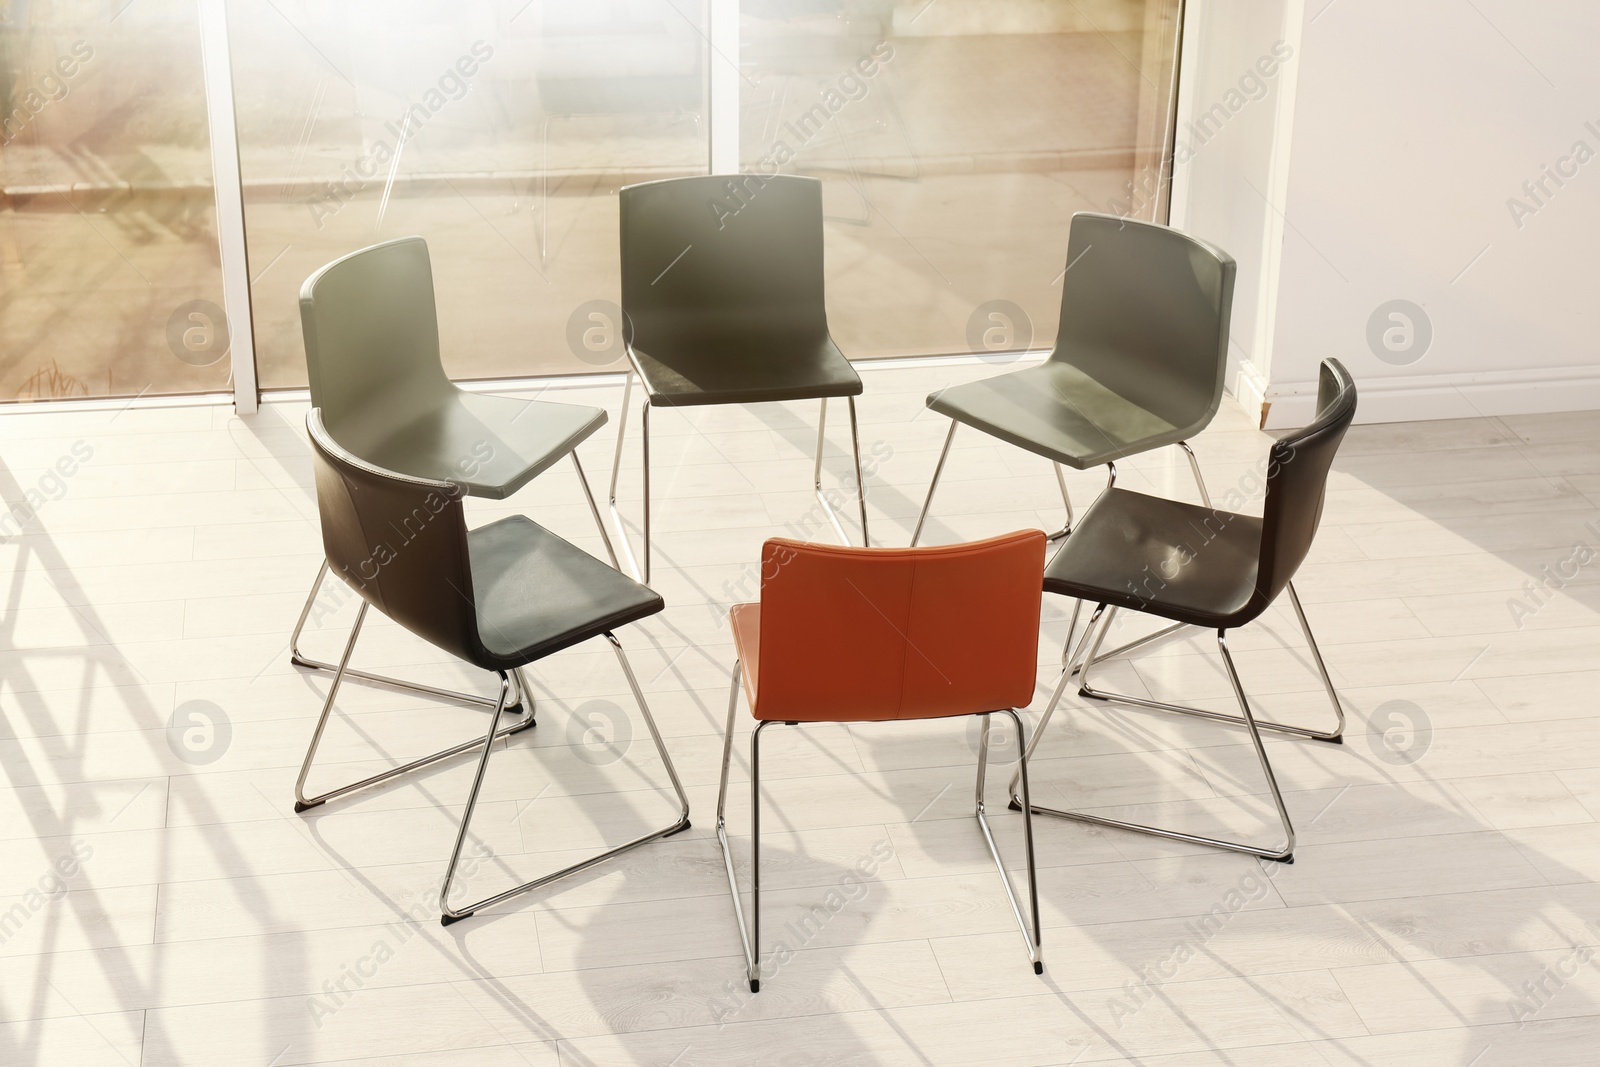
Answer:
[{"left": 1179, "top": 0, "right": 1600, "bottom": 427}]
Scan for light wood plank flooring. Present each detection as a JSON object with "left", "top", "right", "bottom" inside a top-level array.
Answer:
[{"left": 3, "top": 360, "right": 1600, "bottom": 1065}]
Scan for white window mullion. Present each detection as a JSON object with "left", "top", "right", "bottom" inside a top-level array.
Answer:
[
  {"left": 198, "top": 0, "right": 259, "bottom": 414},
  {"left": 707, "top": 0, "right": 741, "bottom": 174}
]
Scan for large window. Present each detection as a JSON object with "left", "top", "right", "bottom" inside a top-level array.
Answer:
[
  {"left": 740, "top": 0, "right": 1182, "bottom": 359},
  {"left": 0, "top": 0, "right": 228, "bottom": 401},
  {"left": 228, "top": 0, "right": 710, "bottom": 388},
  {"left": 0, "top": 0, "right": 1182, "bottom": 405}
]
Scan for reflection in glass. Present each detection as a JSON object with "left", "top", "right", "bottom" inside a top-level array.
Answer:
[
  {"left": 1, "top": 1, "right": 227, "bottom": 401},
  {"left": 740, "top": 0, "right": 1182, "bottom": 359},
  {"left": 227, "top": 0, "right": 709, "bottom": 389}
]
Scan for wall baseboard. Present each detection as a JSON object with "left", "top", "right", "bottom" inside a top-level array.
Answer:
[{"left": 1261, "top": 365, "right": 1600, "bottom": 428}]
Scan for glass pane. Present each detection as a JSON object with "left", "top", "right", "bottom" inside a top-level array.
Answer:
[
  {"left": 740, "top": 1, "right": 1182, "bottom": 359},
  {"left": 228, "top": 0, "right": 709, "bottom": 389},
  {"left": 1, "top": 0, "right": 228, "bottom": 402}
]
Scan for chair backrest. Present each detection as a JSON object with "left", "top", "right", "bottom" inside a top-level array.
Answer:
[
  {"left": 619, "top": 174, "right": 828, "bottom": 348},
  {"left": 306, "top": 408, "right": 488, "bottom": 669},
  {"left": 752, "top": 530, "right": 1046, "bottom": 721},
  {"left": 299, "top": 236, "right": 453, "bottom": 440},
  {"left": 1250, "top": 359, "right": 1358, "bottom": 612},
  {"left": 1052, "top": 212, "right": 1236, "bottom": 436}
]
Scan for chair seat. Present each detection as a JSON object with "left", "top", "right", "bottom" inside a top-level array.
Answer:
[
  {"left": 1044, "top": 488, "right": 1264, "bottom": 629},
  {"left": 334, "top": 390, "right": 607, "bottom": 501},
  {"left": 927, "top": 361, "right": 1191, "bottom": 469},
  {"left": 470, "top": 516, "right": 663, "bottom": 665},
  {"left": 630, "top": 332, "right": 862, "bottom": 407}
]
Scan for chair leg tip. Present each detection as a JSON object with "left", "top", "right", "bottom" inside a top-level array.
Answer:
[
  {"left": 1007, "top": 798, "right": 1023, "bottom": 812},
  {"left": 1316, "top": 734, "right": 1344, "bottom": 745},
  {"left": 749, "top": 979, "right": 760, "bottom": 993},
  {"left": 441, "top": 912, "right": 473, "bottom": 926},
  {"left": 293, "top": 800, "right": 322, "bottom": 814},
  {"left": 289, "top": 655, "right": 315, "bottom": 669},
  {"left": 1270, "top": 854, "right": 1294, "bottom": 864},
  {"left": 665, "top": 818, "right": 692, "bottom": 837},
  {"left": 1033, "top": 961, "right": 1043, "bottom": 975}
]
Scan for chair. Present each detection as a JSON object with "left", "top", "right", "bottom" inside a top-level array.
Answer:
[
  {"left": 295, "top": 409, "right": 690, "bottom": 924},
  {"left": 610, "top": 174, "right": 870, "bottom": 584},
  {"left": 289, "top": 235, "right": 618, "bottom": 720},
  {"left": 1009, "top": 359, "right": 1357, "bottom": 863},
  {"left": 911, "top": 211, "right": 1236, "bottom": 674},
  {"left": 717, "top": 530, "right": 1048, "bottom": 991},
  {"left": 912, "top": 211, "right": 1234, "bottom": 544}
]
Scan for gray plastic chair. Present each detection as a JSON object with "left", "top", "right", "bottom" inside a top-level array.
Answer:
[
  {"left": 609, "top": 174, "right": 869, "bottom": 584},
  {"left": 1009, "top": 359, "right": 1357, "bottom": 863},
  {"left": 912, "top": 211, "right": 1236, "bottom": 546},
  {"left": 289, "top": 236, "right": 618, "bottom": 715},
  {"left": 296, "top": 409, "right": 690, "bottom": 924}
]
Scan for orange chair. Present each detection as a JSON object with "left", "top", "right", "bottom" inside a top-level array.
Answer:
[{"left": 716, "top": 530, "right": 1048, "bottom": 992}]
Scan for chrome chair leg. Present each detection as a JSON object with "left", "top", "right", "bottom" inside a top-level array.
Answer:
[
  {"left": 572, "top": 451, "right": 620, "bottom": 571},
  {"left": 1045, "top": 463, "right": 1075, "bottom": 542},
  {"left": 640, "top": 402, "right": 652, "bottom": 585},
  {"left": 1053, "top": 443, "right": 1203, "bottom": 679},
  {"left": 716, "top": 662, "right": 761, "bottom": 991},
  {"left": 975, "top": 710, "right": 1043, "bottom": 974},
  {"left": 289, "top": 560, "right": 526, "bottom": 713},
  {"left": 1010, "top": 604, "right": 1106, "bottom": 805},
  {"left": 1287, "top": 581, "right": 1347, "bottom": 740},
  {"left": 293, "top": 603, "right": 534, "bottom": 813},
  {"left": 1011, "top": 605, "right": 1296, "bottom": 862},
  {"left": 1077, "top": 598, "right": 1344, "bottom": 742},
  {"left": 608, "top": 367, "right": 634, "bottom": 506},
  {"left": 1052, "top": 463, "right": 1120, "bottom": 658},
  {"left": 813, "top": 398, "right": 871, "bottom": 547},
  {"left": 606, "top": 392, "right": 652, "bottom": 586},
  {"left": 1177, "top": 440, "right": 1212, "bottom": 507},
  {"left": 849, "top": 396, "right": 870, "bottom": 546},
  {"left": 607, "top": 369, "right": 648, "bottom": 584},
  {"left": 719, "top": 669, "right": 1041, "bottom": 990},
  {"left": 1066, "top": 605, "right": 1187, "bottom": 681},
  {"left": 910, "top": 418, "right": 958, "bottom": 546},
  {"left": 814, "top": 398, "right": 851, "bottom": 545},
  {"left": 439, "top": 631, "right": 692, "bottom": 925}
]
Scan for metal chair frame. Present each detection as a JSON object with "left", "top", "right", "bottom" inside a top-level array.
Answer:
[
  {"left": 293, "top": 603, "right": 692, "bottom": 923},
  {"left": 608, "top": 368, "right": 869, "bottom": 585},
  {"left": 715, "top": 660, "right": 1042, "bottom": 992},
  {"left": 1007, "top": 588, "right": 1346, "bottom": 864}
]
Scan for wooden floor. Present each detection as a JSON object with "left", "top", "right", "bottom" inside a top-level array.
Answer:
[{"left": 3, "top": 359, "right": 1600, "bottom": 1066}]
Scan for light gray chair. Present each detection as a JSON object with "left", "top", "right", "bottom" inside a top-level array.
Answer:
[
  {"left": 609, "top": 174, "right": 869, "bottom": 585},
  {"left": 1010, "top": 360, "right": 1357, "bottom": 863},
  {"left": 912, "top": 211, "right": 1236, "bottom": 663},
  {"left": 297, "top": 409, "right": 690, "bottom": 924},
  {"left": 289, "top": 236, "right": 618, "bottom": 718}
]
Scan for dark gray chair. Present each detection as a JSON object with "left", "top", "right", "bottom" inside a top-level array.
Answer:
[
  {"left": 295, "top": 409, "right": 690, "bottom": 924},
  {"left": 289, "top": 236, "right": 618, "bottom": 717},
  {"left": 913, "top": 211, "right": 1236, "bottom": 545},
  {"left": 1010, "top": 359, "right": 1356, "bottom": 863},
  {"left": 609, "top": 174, "right": 869, "bottom": 584}
]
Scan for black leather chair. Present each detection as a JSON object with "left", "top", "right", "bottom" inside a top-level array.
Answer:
[
  {"left": 1010, "top": 359, "right": 1357, "bottom": 863},
  {"left": 609, "top": 174, "right": 869, "bottom": 583},
  {"left": 295, "top": 409, "right": 690, "bottom": 924}
]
